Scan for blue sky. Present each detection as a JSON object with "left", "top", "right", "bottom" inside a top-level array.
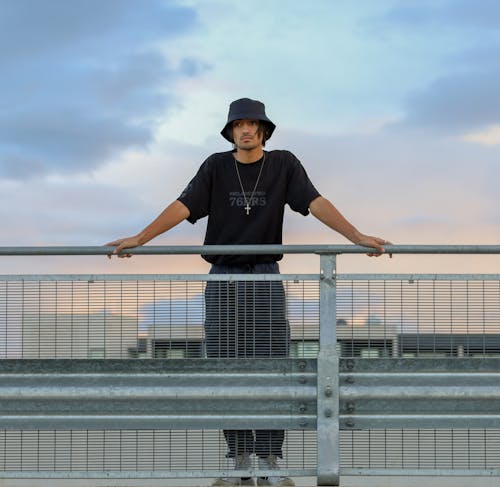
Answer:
[{"left": 1, "top": 0, "right": 499, "bottom": 275}]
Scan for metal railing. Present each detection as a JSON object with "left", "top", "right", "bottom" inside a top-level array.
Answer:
[{"left": 0, "top": 244, "right": 499, "bottom": 485}]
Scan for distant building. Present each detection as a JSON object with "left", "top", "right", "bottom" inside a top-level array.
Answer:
[
  {"left": 19, "top": 312, "right": 140, "bottom": 359},
  {"left": 10, "top": 310, "right": 500, "bottom": 359}
]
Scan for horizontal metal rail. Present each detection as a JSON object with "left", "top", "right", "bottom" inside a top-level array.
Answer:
[
  {"left": 3, "top": 358, "right": 500, "bottom": 431},
  {"left": 339, "top": 273, "right": 500, "bottom": 280},
  {"left": 0, "top": 468, "right": 318, "bottom": 479},
  {"left": 0, "top": 273, "right": 319, "bottom": 281},
  {"left": 0, "top": 244, "right": 499, "bottom": 255},
  {"left": 1, "top": 273, "right": 499, "bottom": 281},
  {"left": 340, "top": 358, "right": 500, "bottom": 429},
  {"left": 0, "top": 359, "right": 316, "bottom": 430},
  {"left": 341, "top": 469, "right": 500, "bottom": 477}
]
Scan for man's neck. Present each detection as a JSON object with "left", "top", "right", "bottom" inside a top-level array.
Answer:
[{"left": 234, "top": 146, "right": 264, "bottom": 164}]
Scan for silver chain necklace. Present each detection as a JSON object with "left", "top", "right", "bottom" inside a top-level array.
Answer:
[{"left": 234, "top": 153, "right": 266, "bottom": 215}]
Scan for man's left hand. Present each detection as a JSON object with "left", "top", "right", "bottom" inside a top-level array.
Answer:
[{"left": 356, "top": 235, "right": 393, "bottom": 258}]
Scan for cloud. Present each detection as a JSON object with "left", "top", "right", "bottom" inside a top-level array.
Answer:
[
  {"left": 0, "top": 0, "right": 208, "bottom": 180},
  {"left": 398, "top": 68, "right": 500, "bottom": 133},
  {"left": 0, "top": 0, "right": 197, "bottom": 63},
  {"left": 394, "top": 215, "right": 456, "bottom": 229},
  {"left": 140, "top": 295, "right": 205, "bottom": 330},
  {"left": 368, "top": 0, "right": 500, "bottom": 134},
  {"left": 0, "top": 178, "right": 150, "bottom": 244},
  {"left": 275, "top": 127, "right": 500, "bottom": 246},
  {"left": 384, "top": 0, "right": 500, "bottom": 30},
  {"left": 462, "top": 125, "right": 500, "bottom": 146}
]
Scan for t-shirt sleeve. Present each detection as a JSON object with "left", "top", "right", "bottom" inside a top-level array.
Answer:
[
  {"left": 285, "top": 152, "right": 321, "bottom": 215},
  {"left": 177, "top": 157, "right": 212, "bottom": 224}
]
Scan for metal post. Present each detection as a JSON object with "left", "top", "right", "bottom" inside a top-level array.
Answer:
[{"left": 317, "top": 254, "right": 339, "bottom": 486}]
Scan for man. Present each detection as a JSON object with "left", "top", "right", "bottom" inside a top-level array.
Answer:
[{"left": 107, "top": 98, "right": 389, "bottom": 486}]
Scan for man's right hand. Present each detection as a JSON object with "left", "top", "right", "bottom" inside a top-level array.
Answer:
[{"left": 105, "top": 236, "right": 142, "bottom": 259}]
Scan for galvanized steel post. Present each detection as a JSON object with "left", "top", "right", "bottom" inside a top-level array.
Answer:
[{"left": 317, "top": 254, "right": 339, "bottom": 486}]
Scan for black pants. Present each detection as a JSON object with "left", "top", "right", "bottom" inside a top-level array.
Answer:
[{"left": 205, "top": 263, "right": 289, "bottom": 458}]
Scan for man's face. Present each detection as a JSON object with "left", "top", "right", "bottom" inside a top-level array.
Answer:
[{"left": 231, "top": 119, "right": 263, "bottom": 150}]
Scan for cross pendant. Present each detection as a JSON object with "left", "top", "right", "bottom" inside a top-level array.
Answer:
[{"left": 244, "top": 203, "right": 251, "bottom": 215}]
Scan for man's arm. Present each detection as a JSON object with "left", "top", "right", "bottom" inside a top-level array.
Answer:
[
  {"left": 106, "top": 200, "right": 190, "bottom": 258},
  {"left": 309, "top": 196, "right": 389, "bottom": 255}
]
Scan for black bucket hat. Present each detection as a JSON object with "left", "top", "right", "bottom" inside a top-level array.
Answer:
[{"left": 221, "top": 98, "right": 276, "bottom": 143}]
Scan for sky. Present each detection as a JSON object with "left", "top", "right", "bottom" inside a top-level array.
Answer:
[{"left": 1, "top": 0, "right": 499, "bottom": 276}]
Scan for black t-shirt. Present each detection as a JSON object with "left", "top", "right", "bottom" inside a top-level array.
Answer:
[{"left": 178, "top": 150, "right": 321, "bottom": 265}]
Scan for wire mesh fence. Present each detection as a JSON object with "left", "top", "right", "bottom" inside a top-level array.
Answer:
[
  {"left": 0, "top": 429, "right": 317, "bottom": 474},
  {"left": 340, "top": 429, "right": 500, "bottom": 470},
  {"left": 0, "top": 274, "right": 320, "bottom": 477},
  {"left": 337, "top": 275, "right": 500, "bottom": 358},
  {"left": 0, "top": 264, "right": 499, "bottom": 478},
  {"left": 2, "top": 428, "right": 500, "bottom": 473},
  {"left": 2, "top": 274, "right": 498, "bottom": 361},
  {"left": 0, "top": 276, "right": 320, "bottom": 360}
]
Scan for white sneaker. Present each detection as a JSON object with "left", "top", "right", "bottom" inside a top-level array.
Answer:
[
  {"left": 257, "top": 455, "right": 295, "bottom": 486},
  {"left": 212, "top": 454, "right": 255, "bottom": 486}
]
